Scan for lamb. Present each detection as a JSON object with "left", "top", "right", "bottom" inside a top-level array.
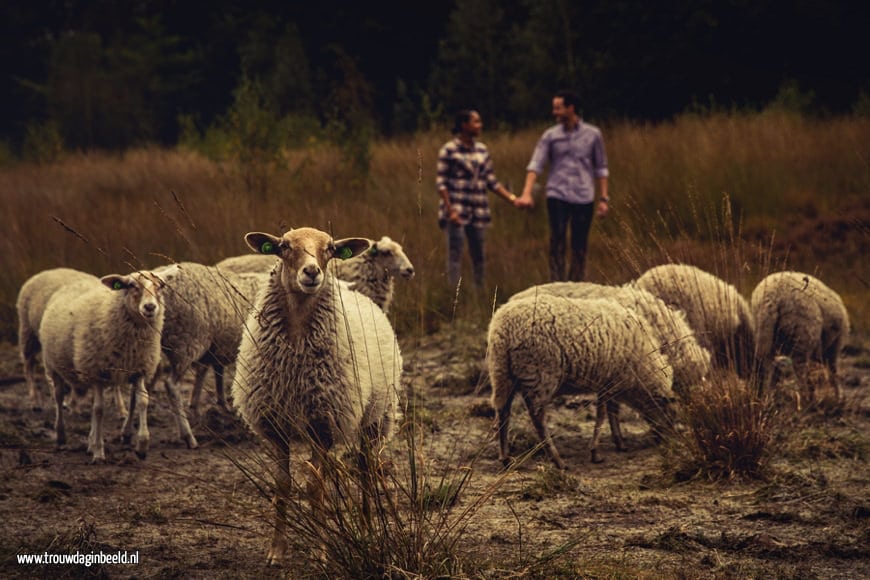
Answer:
[
  {"left": 634, "top": 264, "right": 756, "bottom": 378},
  {"left": 509, "top": 281, "right": 711, "bottom": 397},
  {"left": 216, "top": 235, "right": 415, "bottom": 313},
  {"left": 231, "top": 227, "right": 402, "bottom": 565},
  {"left": 152, "top": 262, "right": 266, "bottom": 422},
  {"left": 17, "top": 268, "right": 100, "bottom": 412},
  {"left": 488, "top": 294, "right": 675, "bottom": 468},
  {"left": 38, "top": 266, "right": 178, "bottom": 462},
  {"left": 751, "top": 271, "right": 850, "bottom": 401}
]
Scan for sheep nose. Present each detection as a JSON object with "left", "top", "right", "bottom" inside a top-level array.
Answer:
[
  {"left": 404, "top": 267, "right": 415, "bottom": 278},
  {"left": 302, "top": 264, "right": 321, "bottom": 279},
  {"left": 143, "top": 303, "right": 157, "bottom": 314}
]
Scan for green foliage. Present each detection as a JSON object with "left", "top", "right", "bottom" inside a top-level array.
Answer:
[
  {"left": 22, "top": 121, "right": 65, "bottom": 164},
  {"left": 765, "top": 79, "right": 816, "bottom": 115}
]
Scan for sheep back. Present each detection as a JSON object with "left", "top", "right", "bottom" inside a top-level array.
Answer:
[{"left": 635, "top": 264, "right": 755, "bottom": 377}]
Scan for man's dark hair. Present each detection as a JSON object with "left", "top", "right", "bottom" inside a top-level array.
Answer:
[
  {"left": 451, "top": 109, "right": 475, "bottom": 135},
  {"left": 554, "top": 90, "right": 580, "bottom": 111}
]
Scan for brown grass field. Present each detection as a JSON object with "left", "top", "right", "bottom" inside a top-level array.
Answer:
[{"left": 0, "top": 111, "right": 868, "bottom": 577}]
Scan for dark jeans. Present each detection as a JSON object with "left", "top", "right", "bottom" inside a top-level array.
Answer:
[
  {"left": 446, "top": 223, "right": 485, "bottom": 288},
  {"left": 547, "top": 198, "right": 595, "bottom": 281}
]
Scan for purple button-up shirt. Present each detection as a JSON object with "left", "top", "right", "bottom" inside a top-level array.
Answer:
[{"left": 526, "top": 121, "right": 609, "bottom": 205}]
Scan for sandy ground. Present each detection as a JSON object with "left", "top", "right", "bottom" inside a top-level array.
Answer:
[{"left": 0, "top": 331, "right": 867, "bottom": 578}]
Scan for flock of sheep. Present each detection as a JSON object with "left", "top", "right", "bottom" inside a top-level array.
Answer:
[{"left": 14, "top": 226, "right": 850, "bottom": 564}]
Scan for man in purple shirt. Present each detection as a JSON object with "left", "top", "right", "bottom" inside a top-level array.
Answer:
[{"left": 516, "top": 90, "right": 610, "bottom": 281}]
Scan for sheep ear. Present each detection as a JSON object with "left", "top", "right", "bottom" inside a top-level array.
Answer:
[
  {"left": 245, "top": 232, "right": 282, "bottom": 255},
  {"left": 101, "top": 275, "right": 130, "bottom": 291},
  {"left": 333, "top": 238, "right": 371, "bottom": 260},
  {"left": 153, "top": 263, "right": 180, "bottom": 285}
]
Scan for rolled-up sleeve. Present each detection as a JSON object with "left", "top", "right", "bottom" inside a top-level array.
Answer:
[
  {"left": 526, "top": 133, "right": 550, "bottom": 174},
  {"left": 592, "top": 133, "right": 609, "bottom": 178}
]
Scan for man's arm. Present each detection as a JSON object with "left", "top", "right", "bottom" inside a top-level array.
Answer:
[
  {"left": 516, "top": 171, "right": 538, "bottom": 208},
  {"left": 595, "top": 176, "right": 609, "bottom": 217}
]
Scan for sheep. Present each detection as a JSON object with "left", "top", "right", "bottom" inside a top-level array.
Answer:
[
  {"left": 488, "top": 294, "right": 675, "bottom": 468},
  {"left": 215, "top": 253, "right": 277, "bottom": 275},
  {"left": 152, "top": 262, "right": 266, "bottom": 422},
  {"left": 634, "top": 264, "right": 755, "bottom": 378},
  {"left": 509, "top": 281, "right": 711, "bottom": 397},
  {"left": 38, "top": 266, "right": 178, "bottom": 462},
  {"left": 751, "top": 271, "right": 850, "bottom": 402},
  {"left": 331, "top": 235, "right": 415, "bottom": 313},
  {"left": 231, "top": 227, "right": 402, "bottom": 565},
  {"left": 216, "top": 235, "right": 415, "bottom": 313},
  {"left": 17, "top": 268, "right": 100, "bottom": 412}
]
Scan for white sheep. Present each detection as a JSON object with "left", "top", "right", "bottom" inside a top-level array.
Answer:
[
  {"left": 231, "top": 227, "right": 402, "bottom": 565},
  {"left": 510, "top": 282, "right": 711, "bottom": 397},
  {"left": 39, "top": 266, "right": 178, "bottom": 462},
  {"left": 634, "top": 264, "right": 756, "bottom": 378},
  {"left": 215, "top": 253, "right": 277, "bottom": 275},
  {"left": 17, "top": 268, "right": 100, "bottom": 412},
  {"left": 331, "top": 235, "right": 415, "bottom": 313},
  {"left": 488, "top": 294, "right": 675, "bottom": 468},
  {"left": 152, "top": 262, "right": 266, "bottom": 422},
  {"left": 751, "top": 271, "right": 850, "bottom": 401},
  {"left": 216, "top": 235, "right": 415, "bottom": 313}
]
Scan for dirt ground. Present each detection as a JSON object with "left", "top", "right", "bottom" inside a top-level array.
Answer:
[{"left": 0, "top": 328, "right": 868, "bottom": 579}]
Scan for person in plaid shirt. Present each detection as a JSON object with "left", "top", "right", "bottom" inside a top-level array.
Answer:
[{"left": 437, "top": 110, "right": 520, "bottom": 288}]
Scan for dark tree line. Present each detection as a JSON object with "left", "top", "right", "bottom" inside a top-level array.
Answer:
[{"left": 1, "top": 0, "right": 867, "bottom": 151}]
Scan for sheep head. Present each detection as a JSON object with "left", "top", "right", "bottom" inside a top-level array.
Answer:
[
  {"left": 100, "top": 264, "right": 177, "bottom": 323},
  {"left": 246, "top": 227, "right": 370, "bottom": 295},
  {"left": 370, "top": 236, "right": 415, "bottom": 280}
]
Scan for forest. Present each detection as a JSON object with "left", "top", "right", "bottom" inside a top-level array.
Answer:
[{"left": 2, "top": 0, "right": 868, "bottom": 154}]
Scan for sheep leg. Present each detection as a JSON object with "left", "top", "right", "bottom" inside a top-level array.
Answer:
[
  {"left": 134, "top": 377, "right": 151, "bottom": 459},
  {"left": 49, "top": 372, "right": 66, "bottom": 446},
  {"left": 21, "top": 336, "right": 43, "bottom": 412},
  {"left": 268, "top": 442, "right": 292, "bottom": 566},
  {"left": 213, "top": 363, "right": 231, "bottom": 412},
  {"left": 121, "top": 380, "right": 138, "bottom": 446},
  {"left": 523, "top": 392, "right": 565, "bottom": 470},
  {"left": 607, "top": 400, "right": 627, "bottom": 452},
  {"left": 188, "top": 363, "right": 209, "bottom": 421},
  {"left": 494, "top": 391, "right": 516, "bottom": 467},
  {"left": 590, "top": 398, "right": 608, "bottom": 464},
  {"left": 113, "top": 384, "right": 128, "bottom": 423},
  {"left": 164, "top": 374, "right": 198, "bottom": 449},
  {"left": 87, "top": 386, "right": 106, "bottom": 463}
]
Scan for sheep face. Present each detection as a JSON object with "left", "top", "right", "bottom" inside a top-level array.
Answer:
[
  {"left": 100, "top": 266, "right": 176, "bottom": 323},
  {"left": 372, "top": 236, "right": 415, "bottom": 280},
  {"left": 246, "top": 228, "right": 370, "bottom": 295}
]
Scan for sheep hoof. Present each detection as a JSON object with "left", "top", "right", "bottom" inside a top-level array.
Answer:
[
  {"left": 185, "top": 434, "right": 199, "bottom": 449},
  {"left": 500, "top": 456, "right": 515, "bottom": 470},
  {"left": 591, "top": 451, "right": 605, "bottom": 464},
  {"left": 91, "top": 456, "right": 106, "bottom": 465},
  {"left": 135, "top": 450, "right": 147, "bottom": 460}
]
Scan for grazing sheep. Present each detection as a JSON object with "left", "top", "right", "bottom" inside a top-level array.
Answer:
[
  {"left": 231, "top": 227, "right": 402, "bottom": 565},
  {"left": 217, "top": 235, "right": 415, "bottom": 313},
  {"left": 39, "top": 267, "right": 177, "bottom": 462},
  {"left": 751, "top": 271, "right": 850, "bottom": 401},
  {"left": 488, "top": 294, "right": 675, "bottom": 468},
  {"left": 634, "top": 264, "right": 755, "bottom": 378},
  {"left": 331, "top": 236, "right": 415, "bottom": 313},
  {"left": 510, "top": 282, "right": 711, "bottom": 397},
  {"left": 153, "top": 262, "right": 266, "bottom": 422},
  {"left": 17, "top": 268, "right": 99, "bottom": 412}
]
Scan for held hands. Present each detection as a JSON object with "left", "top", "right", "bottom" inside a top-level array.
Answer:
[
  {"left": 596, "top": 199, "right": 610, "bottom": 218},
  {"left": 514, "top": 191, "right": 535, "bottom": 209}
]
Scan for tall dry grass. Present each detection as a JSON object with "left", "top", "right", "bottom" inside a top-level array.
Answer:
[{"left": 1, "top": 111, "right": 868, "bottom": 341}]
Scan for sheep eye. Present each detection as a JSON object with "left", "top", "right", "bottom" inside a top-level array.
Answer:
[
  {"left": 369, "top": 246, "right": 379, "bottom": 256},
  {"left": 336, "top": 246, "right": 354, "bottom": 260}
]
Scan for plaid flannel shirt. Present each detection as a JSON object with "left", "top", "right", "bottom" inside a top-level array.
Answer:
[{"left": 437, "top": 138, "right": 502, "bottom": 228}]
